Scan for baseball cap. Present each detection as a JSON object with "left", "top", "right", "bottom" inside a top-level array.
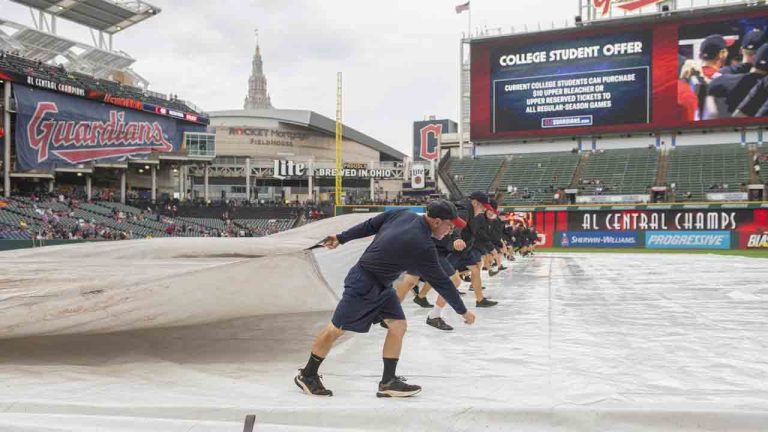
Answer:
[
  {"left": 700, "top": 35, "right": 727, "bottom": 60},
  {"left": 468, "top": 191, "right": 489, "bottom": 203},
  {"left": 754, "top": 44, "right": 768, "bottom": 70},
  {"left": 742, "top": 30, "right": 765, "bottom": 51},
  {"left": 468, "top": 191, "right": 495, "bottom": 212},
  {"left": 427, "top": 199, "right": 467, "bottom": 229}
]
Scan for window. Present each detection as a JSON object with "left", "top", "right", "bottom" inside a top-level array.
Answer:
[{"left": 186, "top": 133, "right": 216, "bottom": 157}]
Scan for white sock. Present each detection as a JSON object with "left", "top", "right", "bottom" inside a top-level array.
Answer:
[{"left": 428, "top": 306, "right": 443, "bottom": 319}]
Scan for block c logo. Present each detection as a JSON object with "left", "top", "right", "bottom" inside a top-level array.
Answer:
[{"left": 419, "top": 123, "right": 442, "bottom": 161}]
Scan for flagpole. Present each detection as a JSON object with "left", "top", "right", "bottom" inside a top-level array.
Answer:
[{"left": 468, "top": 3, "right": 472, "bottom": 38}]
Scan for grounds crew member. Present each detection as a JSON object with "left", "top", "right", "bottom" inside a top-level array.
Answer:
[
  {"left": 394, "top": 230, "right": 468, "bottom": 331},
  {"left": 449, "top": 191, "right": 498, "bottom": 307},
  {"left": 709, "top": 44, "right": 768, "bottom": 116},
  {"left": 295, "top": 200, "right": 476, "bottom": 397},
  {"left": 733, "top": 45, "right": 768, "bottom": 117},
  {"left": 721, "top": 30, "right": 765, "bottom": 75}
]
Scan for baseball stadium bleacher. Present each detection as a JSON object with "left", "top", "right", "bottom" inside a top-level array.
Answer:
[
  {"left": 579, "top": 147, "right": 659, "bottom": 195},
  {"left": 0, "top": 197, "right": 300, "bottom": 240},
  {"left": 439, "top": 144, "right": 763, "bottom": 205},
  {"left": 498, "top": 152, "right": 580, "bottom": 206},
  {"left": 666, "top": 144, "right": 751, "bottom": 201},
  {"left": 445, "top": 157, "right": 505, "bottom": 195},
  {"left": 0, "top": 51, "right": 202, "bottom": 115}
]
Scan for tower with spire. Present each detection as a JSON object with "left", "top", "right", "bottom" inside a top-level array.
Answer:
[{"left": 244, "top": 29, "right": 273, "bottom": 110}]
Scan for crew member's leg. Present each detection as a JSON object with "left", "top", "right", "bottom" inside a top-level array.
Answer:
[{"left": 377, "top": 291, "right": 421, "bottom": 398}]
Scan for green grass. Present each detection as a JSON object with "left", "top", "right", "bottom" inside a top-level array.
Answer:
[{"left": 536, "top": 247, "right": 768, "bottom": 258}]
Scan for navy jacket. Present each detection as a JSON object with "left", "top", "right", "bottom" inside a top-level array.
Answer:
[{"left": 336, "top": 210, "right": 467, "bottom": 315}]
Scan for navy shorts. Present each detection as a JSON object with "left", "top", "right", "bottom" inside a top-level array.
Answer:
[
  {"left": 447, "top": 248, "right": 482, "bottom": 272},
  {"left": 479, "top": 242, "right": 496, "bottom": 254},
  {"left": 407, "top": 254, "right": 455, "bottom": 279},
  {"left": 331, "top": 264, "right": 406, "bottom": 333}
]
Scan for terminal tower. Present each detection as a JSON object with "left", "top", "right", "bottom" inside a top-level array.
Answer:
[{"left": 244, "top": 31, "right": 273, "bottom": 110}]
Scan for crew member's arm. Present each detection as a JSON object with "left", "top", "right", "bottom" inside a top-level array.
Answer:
[
  {"left": 416, "top": 245, "right": 468, "bottom": 316},
  {"left": 334, "top": 210, "right": 400, "bottom": 245},
  {"left": 734, "top": 78, "right": 768, "bottom": 117}
]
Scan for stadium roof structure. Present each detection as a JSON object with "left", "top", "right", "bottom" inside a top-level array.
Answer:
[
  {"left": 0, "top": 18, "right": 135, "bottom": 74},
  {"left": 8, "top": 0, "right": 161, "bottom": 34},
  {"left": 209, "top": 109, "right": 407, "bottom": 161}
]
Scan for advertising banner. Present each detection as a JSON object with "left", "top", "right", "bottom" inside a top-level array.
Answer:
[
  {"left": 559, "top": 230, "right": 639, "bottom": 248},
  {"left": 645, "top": 231, "right": 731, "bottom": 249},
  {"left": 412, "top": 119, "right": 456, "bottom": 162},
  {"left": 705, "top": 192, "right": 749, "bottom": 202},
  {"left": 489, "top": 31, "right": 652, "bottom": 133},
  {"left": 0, "top": 67, "right": 209, "bottom": 125},
  {"left": 273, "top": 159, "right": 399, "bottom": 179},
  {"left": 411, "top": 164, "right": 426, "bottom": 189},
  {"left": 472, "top": 10, "right": 768, "bottom": 141},
  {"left": 569, "top": 209, "right": 752, "bottom": 231},
  {"left": 742, "top": 232, "right": 768, "bottom": 248},
  {"left": 575, "top": 194, "right": 651, "bottom": 204},
  {"left": 13, "top": 84, "right": 203, "bottom": 170}
]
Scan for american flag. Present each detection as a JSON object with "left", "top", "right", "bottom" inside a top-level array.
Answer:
[{"left": 455, "top": 1, "right": 470, "bottom": 14}]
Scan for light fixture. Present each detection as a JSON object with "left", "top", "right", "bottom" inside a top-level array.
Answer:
[
  {"left": 139, "top": 169, "right": 144, "bottom": 173},
  {"left": 76, "top": 172, "right": 83, "bottom": 177},
  {"left": 144, "top": 165, "right": 150, "bottom": 170}
]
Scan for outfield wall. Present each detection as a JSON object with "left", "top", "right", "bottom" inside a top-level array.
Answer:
[{"left": 336, "top": 203, "right": 768, "bottom": 251}]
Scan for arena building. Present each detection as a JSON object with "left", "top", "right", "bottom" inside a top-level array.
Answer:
[{"left": 191, "top": 39, "right": 407, "bottom": 204}]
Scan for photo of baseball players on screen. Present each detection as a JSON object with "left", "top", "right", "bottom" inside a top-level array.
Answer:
[{"left": 678, "top": 17, "right": 768, "bottom": 121}]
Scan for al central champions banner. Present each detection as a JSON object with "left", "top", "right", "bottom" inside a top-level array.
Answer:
[{"left": 13, "top": 84, "right": 204, "bottom": 170}]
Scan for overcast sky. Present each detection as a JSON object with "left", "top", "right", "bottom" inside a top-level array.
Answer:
[{"left": 1, "top": 0, "right": 580, "bottom": 155}]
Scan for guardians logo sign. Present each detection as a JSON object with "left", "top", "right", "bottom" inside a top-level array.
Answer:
[
  {"left": 13, "top": 84, "right": 192, "bottom": 170},
  {"left": 28, "top": 103, "right": 173, "bottom": 164}
]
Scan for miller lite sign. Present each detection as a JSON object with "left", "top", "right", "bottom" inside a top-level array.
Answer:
[
  {"left": 273, "top": 159, "right": 306, "bottom": 179},
  {"left": 413, "top": 119, "right": 457, "bottom": 162},
  {"left": 13, "top": 84, "right": 201, "bottom": 170},
  {"left": 411, "top": 164, "right": 426, "bottom": 189}
]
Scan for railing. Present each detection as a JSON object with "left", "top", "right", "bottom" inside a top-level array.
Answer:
[{"left": 436, "top": 150, "right": 464, "bottom": 200}]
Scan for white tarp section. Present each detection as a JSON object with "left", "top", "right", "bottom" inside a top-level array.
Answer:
[
  {"left": 0, "top": 214, "right": 374, "bottom": 339},
  {"left": 1, "top": 223, "right": 767, "bottom": 431}
]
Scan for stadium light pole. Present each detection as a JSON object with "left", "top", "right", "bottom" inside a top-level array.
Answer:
[
  {"left": 3, "top": 81, "right": 10, "bottom": 197},
  {"left": 335, "top": 72, "right": 343, "bottom": 206}
]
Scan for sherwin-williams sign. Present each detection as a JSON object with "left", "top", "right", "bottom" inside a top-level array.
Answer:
[{"left": 559, "top": 231, "right": 639, "bottom": 248}]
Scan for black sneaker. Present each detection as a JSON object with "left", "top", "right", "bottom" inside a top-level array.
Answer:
[
  {"left": 488, "top": 268, "right": 499, "bottom": 277},
  {"left": 498, "top": 265, "right": 507, "bottom": 271},
  {"left": 413, "top": 296, "right": 432, "bottom": 308},
  {"left": 295, "top": 370, "right": 333, "bottom": 396},
  {"left": 468, "top": 286, "right": 487, "bottom": 291},
  {"left": 458, "top": 290, "right": 467, "bottom": 296},
  {"left": 377, "top": 376, "right": 421, "bottom": 398},
  {"left": 476, "top": 298, "right": 498, "bottom": 308},
  {"left": 426, "top": 316, "right": 453, "bottom": 331},
  {"left": 460, "top": 273, "right": 471, "bottom": 283},
  {"left": 411, "top": 286, "right": 420, "bottom": 296}
]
